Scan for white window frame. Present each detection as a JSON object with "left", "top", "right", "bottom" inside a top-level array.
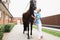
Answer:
[
  {"left": 0, "top": 11, "right": 2, "bottom": 18},
  {"left": 2, "top": 0, "right": 7, "bottom": 3},
  {"left": 5, "top": 15, "right": 8, "bottom": 19}
]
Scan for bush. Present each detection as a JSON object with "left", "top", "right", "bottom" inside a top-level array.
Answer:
[
  {"left": 8, "top": 23, "right": 15, "bottom": 31},
  {"left": 0, "top": 32, "right": 3, "bottom": 40},
  {"left": 0, "top": 25, "right": 4, "bottom": 40},
  {"left": 0, "top": 23, "right": 15, "bottom": 40},
  {"left": 4, "top": 24, "right": 10, "bottom": 32},
  {"left": 4, "top": 23, "right": 15, "bottom": 32}
]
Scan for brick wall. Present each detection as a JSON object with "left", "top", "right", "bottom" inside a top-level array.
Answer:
[
  {"left": 41, "top": 14, "right": 60, "bottom": 26},
  {"left": 0, "top": 11, "right": 12, "bottom": 24},
  {"left": 12, "top": 17, "right": 21, "bottom": 24}
]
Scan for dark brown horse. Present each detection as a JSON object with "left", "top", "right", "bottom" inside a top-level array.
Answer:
[{"left": 22, "top": 0, "right": 36, "bottom": 39}]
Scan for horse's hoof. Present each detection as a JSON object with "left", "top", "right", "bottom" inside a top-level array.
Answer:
[
  {"left": 30, "top": 34, "right": 32, "bottom": 38},
  {"left": 23, "top": 31, "right": 25, "bottom": 34},
  {"left": 26, "top": 33, "right": 28, "bottom": 35},
  {"left": 27, "top": 37, "right": 30, "bottom": 39},
  {"left": 30, "top": 33, "right": 32, "bottom": 35}
]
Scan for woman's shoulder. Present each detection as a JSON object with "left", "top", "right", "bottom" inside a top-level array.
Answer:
[{"left": 37, "top": 13, "right": 40, "bottom": 15}]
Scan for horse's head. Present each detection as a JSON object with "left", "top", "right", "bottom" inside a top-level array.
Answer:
[{"left": 30, "top": 0, "right": 36, "bottom": 10}]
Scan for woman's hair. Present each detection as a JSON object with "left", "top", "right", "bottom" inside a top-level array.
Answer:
[
  {"left": 36, "top": 9, "right": 41, "bottom": 13},
  {"left": 38, "top": 9, "right": 41, "bottom": 11}
]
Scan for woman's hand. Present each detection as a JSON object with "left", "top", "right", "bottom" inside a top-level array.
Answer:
[
  {"left": 31, "top": 15, "right": 36, "bottom": 19},
  {"left": 31, "top": 15, "right": 36, "bottom": 22}
]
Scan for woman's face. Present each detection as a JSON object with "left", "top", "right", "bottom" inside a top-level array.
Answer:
[{"left": 37, "top": 9, "right": 41, "bottom": 13}]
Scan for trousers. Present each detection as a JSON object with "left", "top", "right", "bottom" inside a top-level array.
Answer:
[{"left": 35, "top": 23, "right": 42, "bottom": 38}]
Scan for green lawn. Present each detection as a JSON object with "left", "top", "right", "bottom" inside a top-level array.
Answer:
[
  {"left": 42, "top": 28, "right": 60, "bottom": 37},
  {"left": 33, "top": 25, "right": 60, "bottom": 37}
]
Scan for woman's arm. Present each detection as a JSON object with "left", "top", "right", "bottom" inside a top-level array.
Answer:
[
  {"left": 31, "top": 15, "right": 36, "bottom": 19},
  {"left": 35, "top": 17, "right": 40, "bottom": 20}
]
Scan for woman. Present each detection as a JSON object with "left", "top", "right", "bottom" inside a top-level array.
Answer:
[{"left": 32, "top": 9, "right": 43, "bottom": 40}]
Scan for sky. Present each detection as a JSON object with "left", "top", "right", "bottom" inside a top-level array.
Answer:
[{"left": 9, "top": 0, "right": 60, "bottom": 17}]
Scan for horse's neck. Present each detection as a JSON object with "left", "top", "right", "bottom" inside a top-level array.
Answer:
[
  {"left": 28, "top": 6, "right": 34, "bottom": 15},
  {"left": 25, "top": 1, "right": 34, "bottom": 16}
]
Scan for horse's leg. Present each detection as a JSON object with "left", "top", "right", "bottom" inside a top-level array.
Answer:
[
  {"left": 27, "top": 23, "right": 30, "bottom": 39},
  {"left": 23, "top": 22, "right": 25, "bottom": 34},
  {"left": 23, "top": 22, "right": 26, "bottom": 34},
  {"left": 30, "top": 22, "right": 33, "bottom": 37}
]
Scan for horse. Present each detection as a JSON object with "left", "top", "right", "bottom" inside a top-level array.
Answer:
[{"left": 22, "top": 0, "right": 36, "bottom": 39}]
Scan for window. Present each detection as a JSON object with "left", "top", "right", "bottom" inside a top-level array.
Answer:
[
  {"left": 2, "top": 0, "right": 7, "bottom": 3},
  {"left": 0, "top": 11, "right": 1, "bottom": 18},
  {"left": 5, "top": 16, "right": 8, "bottom": 19},
  {"left": 0, "top": 11, "right": 2, "bottom": 20},
  {"left": 6, "top": 0, "right": 10, "bottom": 3}
]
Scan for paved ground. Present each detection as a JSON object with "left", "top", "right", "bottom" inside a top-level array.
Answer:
[{"left": 3, "top": 24, "right": 60, "bottom": 40}]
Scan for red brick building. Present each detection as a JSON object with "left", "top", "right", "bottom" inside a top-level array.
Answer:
[
  {"left": 0, "top": 0, "right": 13, "bottom": 24},
  {"left": 12, "top": 17, "right": 21, "bottom": 24}
]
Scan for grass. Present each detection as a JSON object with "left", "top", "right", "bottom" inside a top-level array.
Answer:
[
  {"left": 33, "top": 25, "right": 60, "bottom": 37},
  {"left": 42, "top": 28, "right": 60, "bottom": 37}
]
